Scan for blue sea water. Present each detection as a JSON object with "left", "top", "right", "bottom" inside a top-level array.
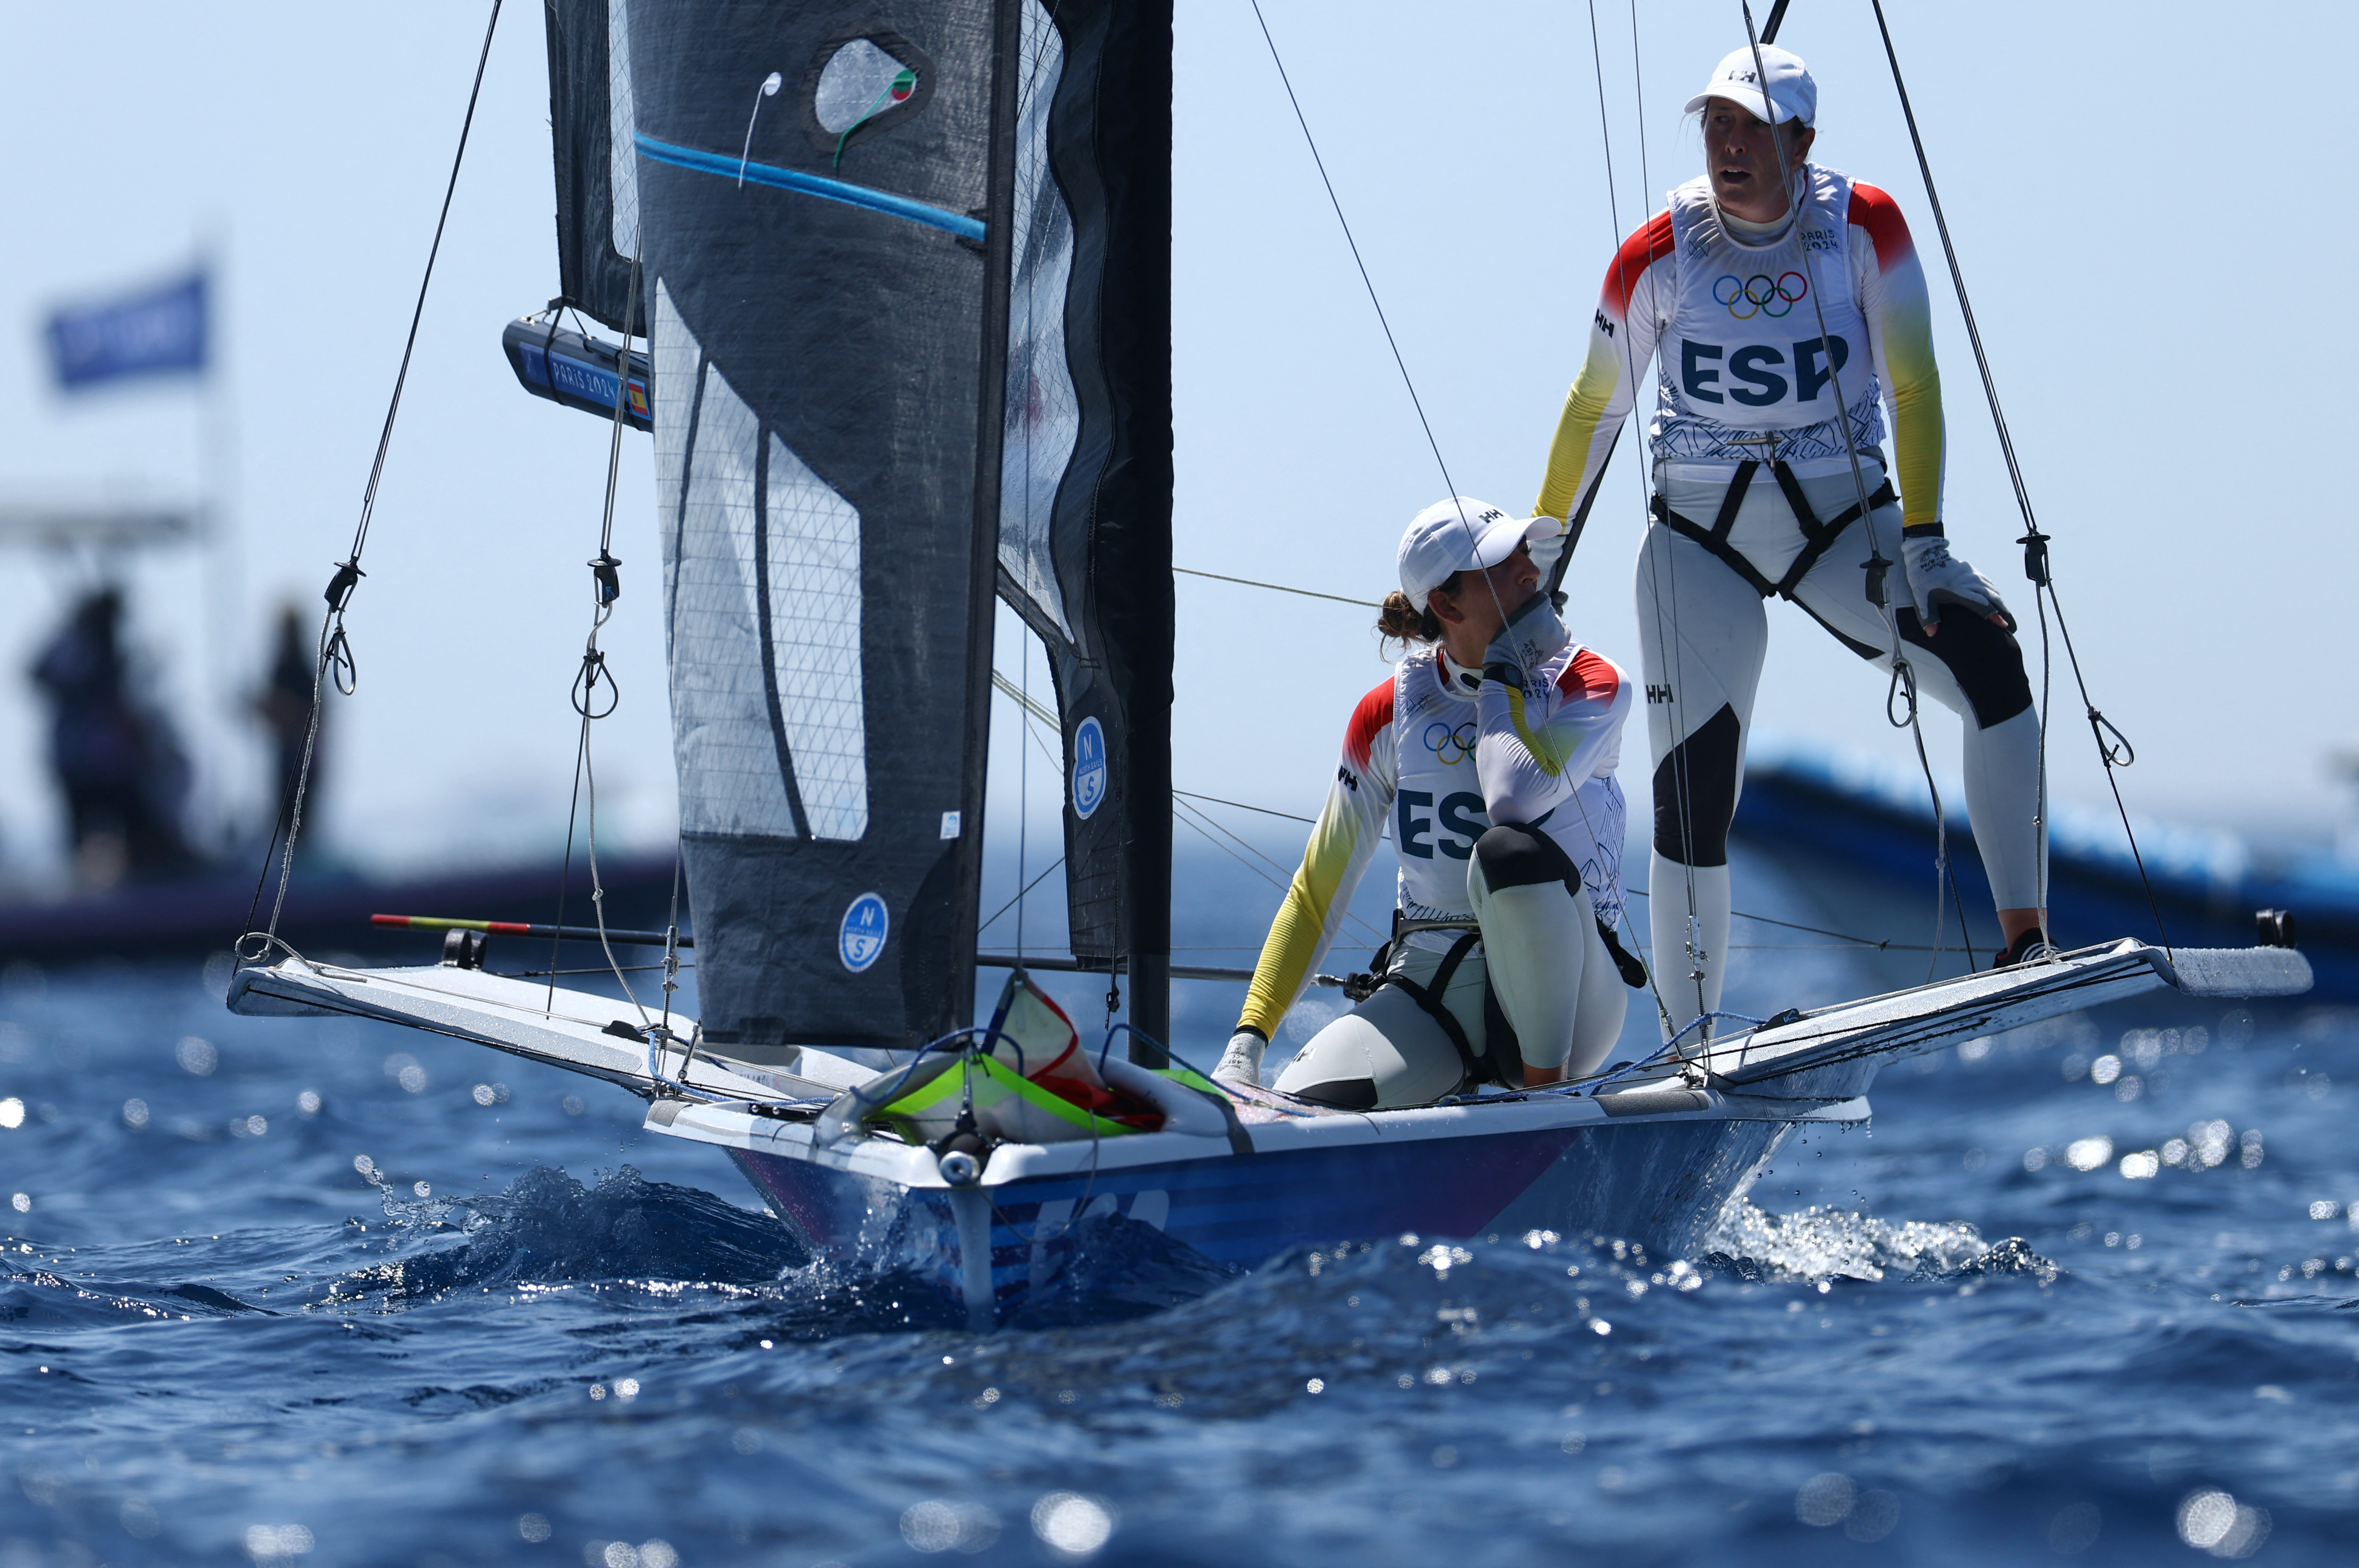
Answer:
[{"left": 0, "top": 851, "right": 2355, "bottom": 1567}]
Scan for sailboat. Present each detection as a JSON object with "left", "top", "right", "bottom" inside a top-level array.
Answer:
[{"left": 228, "top": 0, "right": 2309, "bottom": 1327}]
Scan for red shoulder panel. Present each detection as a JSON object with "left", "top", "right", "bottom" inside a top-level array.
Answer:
[
  {"left": 1342, "top": 679, "right": 1396, "bottom": 771},
  {"left": 1846, "top": 182, "right": 1917, "bottom": 271},
  {"left": 1601, "top": 210, "right": 1676, "bottom": 322},
  {"left": 1555, "top": 647, "right": 1621, "bottom": 705}
]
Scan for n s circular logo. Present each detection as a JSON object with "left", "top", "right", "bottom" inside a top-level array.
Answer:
[
  {"left": 1713, "top": 271, "right": 1807, "bottom": 320},
  {"left": 1070, "top": 716, "right": 1107, "bottom": 820},
  {"left": 838, "top": 893, "right": 889, "bottom": 973}
]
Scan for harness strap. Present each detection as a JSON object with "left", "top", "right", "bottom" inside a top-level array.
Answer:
[
  {"left": 1597, "top": 919, "right": 1650, "bottom": 989},
  {"left": 1375, "top": 930, "right": 1484, "bottom": 1094},
  {"left": 1650, "top": 460, "right": 1898, "bottom": 604}
]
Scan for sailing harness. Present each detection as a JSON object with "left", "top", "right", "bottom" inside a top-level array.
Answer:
[
  {"left": 1345, "top": 899, "right": 1651, "bottom": 1094},
  {"left": 1648, "top": 455, "right": 1898, "bottom": 657}
]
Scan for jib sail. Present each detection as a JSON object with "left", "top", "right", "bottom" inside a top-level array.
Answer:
[
  {"left": 542, "top": 1, "right": 1172, "bottom": 1052},
  {"left": 988, "top": 3, "right": 1174, "bottom": 1040}
]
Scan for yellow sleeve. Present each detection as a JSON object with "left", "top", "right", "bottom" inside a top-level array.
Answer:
[
  {"left": 1235, "top": 687, "right": 1393, "bottom": 1040},
  {"left": 1533, "top": 332, "right": 1627, "bottom": 525},
  {"left": 1850, "top": 183, "right": 1945, "bottom": 526},
  {"left": 1533, "top": 211, "right": 1669, "bottom": 525}
]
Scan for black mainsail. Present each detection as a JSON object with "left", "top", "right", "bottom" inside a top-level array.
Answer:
[{"left": 538, "top": 0, "right": 1172, "bottom": 1054}]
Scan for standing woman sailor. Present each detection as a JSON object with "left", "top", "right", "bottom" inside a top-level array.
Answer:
[
  {"left": 1212, "top": 499, "right": 1641, "bottom": 1108},
  {"left": 1531, "top": 44, "right": 2048, "bottom": 1033}
]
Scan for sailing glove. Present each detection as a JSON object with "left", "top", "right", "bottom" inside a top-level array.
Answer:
[
  {"left": 1525, "top": 516, "right": 1570, "bottom": 580},
  {"left": 1899, "top": 531, "right": 2015, "bottom": 633},
  {"left": 1482, "top": 593, "right": 1571, "bottom": 690},
  {"left": 1214, "top": 1027, "right": 1266, "bottom": 1088}
]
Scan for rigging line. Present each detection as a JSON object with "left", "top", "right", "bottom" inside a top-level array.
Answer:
[
  {"left": 345, "top": 0, "right": 504, "bottom": 572},
  {"left": 1864, "top": 0, "right": 2052, "bottom": 940},
  {"left": 1174, "top": 789, "right": 1314, "bottom": 825},
  {"left": 595, "top": 245, "right": 645, "bottom": 559},
  {"left": 1172, "top": 792, "right": 1301, "bottom": 889},
  {"left": 1173, "top": 566, "right": 1376, "bottom": 608},
  {"left": 1246, "top": 0, "right": 1461, "bottom": 502},
  {"left": 546, "top": 715, "right": 593, "bottom": 1014},
  {"left": 1171, "top": 805, "right": 1387, "bottom": 947},
  {"left": 1169, "top": 791, "right": 1393, "bottom": 952},
  {"left": 1016, "top": 618, "right": 1032, "bottom": 959},
  {"left": 1250, "top": 0, "right": 1517, "bottom": 865},
  {"left": 576, "top": 715, "right": 650, "bottom": 1026},
  {"left": 1865, "top": 0, "right": 2164, "bottom": 956},
  {"left": 1738, "top": 2, "right": 1969, "bottom": 975},
  {"left": 989, "top": 666, "right": 1057, "bottom": 730},
  {"left": 978, "top": 854, "right": 1065, "bottom": 937},
  {"left": 2047, "top": 587, "right": 2171, "bottom": 954},
  {"left": 1863, "top": 0, "right": 2036, "bottom": 541},
  {"left": 548, "top": 246, "right": 647, "bottom": 1017},
  {"left": 1174, "top": 787, "right": 1898, "bottom": 948},
  {"left": 1623, "top": 885, "right": 1904, "bottom": 949},
  {"left": 236, "top": 603, "right": 335, "bottom": 956},
  {"left": 1590, "top": 0, "right": 1698, "bottom": 1031},
  {"left": 236, "top": 0, "right": 503, "bottom": 962},
  {"left": 1014, "top": 709, "right": 1060, "bottom": 771},
  {"left": 988, "top": 670, "right": 1061, "bottom": 769},
  {"left": 1627, "top": 0, "right": 1653, "bottom": 205}
]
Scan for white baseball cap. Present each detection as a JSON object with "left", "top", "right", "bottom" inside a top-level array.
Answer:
[
  {"left": 1684, "top": 44, "right": 1816, "bottom": 128},
  {"left": 1397, "top": 497, "right": 1550, "bottom": 611}
]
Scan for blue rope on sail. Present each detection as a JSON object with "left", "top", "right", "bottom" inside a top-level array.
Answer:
[{"left": 634, "top": 133, "right": 985, "bottom": 241}]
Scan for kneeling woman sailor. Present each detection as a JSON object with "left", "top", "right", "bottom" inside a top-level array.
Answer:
[{"left": 1212, "top": 498, "right": 1640, "bottom": 1108}]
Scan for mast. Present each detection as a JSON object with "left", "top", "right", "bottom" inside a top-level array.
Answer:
[
  {"left": 953, "top": 0, "right": 1026, "bottom": 1038},
  {"left": 1104, "top": 2, "right": 1174, "bottom": 1065}
]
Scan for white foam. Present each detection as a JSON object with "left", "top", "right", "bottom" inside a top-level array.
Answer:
[{"left": 1701, "top": 1200, "right": 1989, "bottom": 1283}]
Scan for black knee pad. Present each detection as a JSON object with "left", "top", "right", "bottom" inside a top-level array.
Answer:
[
  {"left": 1898, "top": 608, "right": 2033, "bottom": 728},
  {"left": 1472, "top": 822, "right": 1579, "bottom": 892},
  {"left": 1293, "top": 1078, "right": 1378, "bottom": 1111},
  {"left": 1652, "top": 703, "right": 1740, "bottom": 866}
]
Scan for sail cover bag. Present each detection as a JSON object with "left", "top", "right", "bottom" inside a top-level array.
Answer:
[{"left": 559, "top": 2, "right": 1171, "bottom": 1051}]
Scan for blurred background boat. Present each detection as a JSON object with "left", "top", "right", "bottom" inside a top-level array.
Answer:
[{"left": 1734, "top": 748, "right": 2359, "bottom": 1001}]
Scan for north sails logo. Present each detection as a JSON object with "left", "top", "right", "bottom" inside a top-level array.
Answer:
[
  {"left": 1070, "top": 716, "right": 1107, "bottom": 820},
  {"left": 838, "top": 893, "right": 889, "bottom": 972}
]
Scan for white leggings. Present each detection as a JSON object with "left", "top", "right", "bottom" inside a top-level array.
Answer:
[
  {"left": 1638, "top": 461, "right": 2045, "bottom": 1030},
  {"left": 1273, "top": 827, "right": 1628, "bottom": 1110}
]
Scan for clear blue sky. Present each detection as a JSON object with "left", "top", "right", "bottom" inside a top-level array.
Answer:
[{"left": 1, "top": 0, "right": 2350, "bottom": 889}]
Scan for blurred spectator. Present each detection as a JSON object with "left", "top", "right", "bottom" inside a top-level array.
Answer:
[
  {"left": 29, "top": 587, "right": 193, "bottom": 886},
  {"left": 254, "top": 604, "right": 320, "bottom": 835}
]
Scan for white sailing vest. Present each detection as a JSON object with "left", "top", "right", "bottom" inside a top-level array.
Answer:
[
  {"left": 1654, "top": 167, "right": 1880, "bottom": 458},
  {"left": 1387, "top": 649, "right": 1625, "bottom": 930}
]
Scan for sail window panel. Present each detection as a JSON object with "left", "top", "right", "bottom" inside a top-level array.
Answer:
[
  {"left": 763, "top": 432, "right": 868, "bottom": 842},
  {"left": 664, "top": 334, "right": 799, "bottom": 840},
  {"left": 606, "top": 0, "right": 640, "bottom": 260},
  {"left": 650, "top": 279, "right": 695, "bottom": 621},
  {"left": 997, "top": 0, "right": 1079, "bottom": 640},
  {"left": 814, "top": 39, "right": 917, "bottom": 135}
]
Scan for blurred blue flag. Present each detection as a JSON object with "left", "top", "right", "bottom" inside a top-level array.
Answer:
[{"left": 46, "top": 271, "right": 209, "bottom": 390}]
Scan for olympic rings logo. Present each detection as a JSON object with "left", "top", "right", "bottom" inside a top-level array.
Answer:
[
  {"left": 1423, "top": 720, "right": 1477, "bottom": 765},
  {"left": 1713, "top": 271, "right": 1808, "bottom": 320}
]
